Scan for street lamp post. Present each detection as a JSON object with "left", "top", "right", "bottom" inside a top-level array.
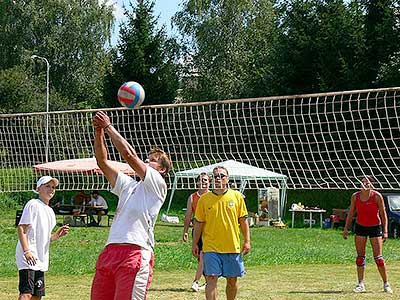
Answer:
[{"left": 31, "top": 55, "right": 50, "bottom": 162}]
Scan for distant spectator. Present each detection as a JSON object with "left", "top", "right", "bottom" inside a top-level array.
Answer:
[
  {"left": 72, "top": 190, "right": 90, "bottom": 207},
  {"left": 87, "top": 191, "right": 108, "bottom": 226}
]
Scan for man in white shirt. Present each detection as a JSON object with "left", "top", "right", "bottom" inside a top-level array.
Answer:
[
  {"left": 87, "top": 191, "right": 108, "bottom": 226},
  {"left": 91, "top": 111, "right": 172, "bottom": 300}
]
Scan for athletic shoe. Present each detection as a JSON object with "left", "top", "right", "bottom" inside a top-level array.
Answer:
[
  {"left": 191, "top": 281, "right": 199, "bottom": 292},
  {"left": 384, "top": 283, "right": 393, "bottom": 293},
  {"left": 198, "top": 283, "right": 206, "bottom": 291},
  {"left": 353, "top": 283, "right": 366, "bottom": 293}
]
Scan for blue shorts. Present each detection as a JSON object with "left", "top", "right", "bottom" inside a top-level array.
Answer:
[{"left": 203, "top": 252, "right": 245, "bottom": 278}]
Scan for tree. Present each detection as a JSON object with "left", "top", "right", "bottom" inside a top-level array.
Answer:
[
  {"left": 0, "top": 0, "right": 114, "bottom": 112},
  {"left": 362, "top": 0, "right": 400, "bottom": 87},
  {"left": 174, "top": 0, "right": 277, "bottom": 102},
  {"left": 270, "top": 0, "right": 368, "bottom": 95},
  {"left": 103, "top": 0, "right": 180, "bottom": 107}
]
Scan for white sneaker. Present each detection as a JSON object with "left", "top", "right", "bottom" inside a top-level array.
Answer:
[
  {"left": 353, "top": 283, "right": 366, "bottom": 293},
  {"left": 198, "top": 283, "right": 206, "bottom": 291},
  {"left": 191, "top": 281, "right": 199, "bottom": 292},
  {"left": 384, "top": 283, "right": 393, "bottom": 293}
]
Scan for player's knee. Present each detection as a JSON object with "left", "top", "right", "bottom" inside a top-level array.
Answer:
[
  {"left": 374, "top": 255, "right": 385, "bottom": 267},
  {"left": 356, "top": 255, "right": 366, "bottom": 267}
]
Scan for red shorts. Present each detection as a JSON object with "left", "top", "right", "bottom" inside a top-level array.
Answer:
[{"left": 91, "top": 244, "right": 154, "bottom": 300}]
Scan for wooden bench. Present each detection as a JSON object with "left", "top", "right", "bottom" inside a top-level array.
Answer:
[
  {"left": 107, "top": 214, "right": 114, "bottom": 226},
  {"left": 73, "top": 214, "right": 88, "bottom": 226}
]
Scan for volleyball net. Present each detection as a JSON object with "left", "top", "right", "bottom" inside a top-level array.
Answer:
[{"left": 1, "top": 87, "right": 399, "bottom": 192}]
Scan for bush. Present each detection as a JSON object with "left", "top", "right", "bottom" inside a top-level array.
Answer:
[{"left": 0, "top": 192, "right": 27, "bottom": 210}]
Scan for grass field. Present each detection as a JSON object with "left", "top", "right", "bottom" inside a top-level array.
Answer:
[{"left": 1, "top": 208, "right": 399, "bottom": 299}]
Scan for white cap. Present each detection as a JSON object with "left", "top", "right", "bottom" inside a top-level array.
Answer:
[{"left": 34, "top": 176, "right": 59, "bottom": 193}]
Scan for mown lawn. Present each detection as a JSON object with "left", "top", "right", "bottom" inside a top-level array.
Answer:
[{"left": 1, "top": 209, "right": 399, "bottom": 299}]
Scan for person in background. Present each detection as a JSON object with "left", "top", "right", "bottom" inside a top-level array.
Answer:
[
  {"left": 87, "top": 191, "right": 108, "bottom": 226},
  {"left": 183, "top": 172, "right": 210, "bottom": 292},
  {"left": 91, "top": 111, "right": 172, "bottom": 300},
  {"left": 343, "top": 175, "right": 393, "bottom": 293},
  {"left": 192, "top": 166, "right": 251, "bottom": 300},
  {"left": 16, "top": 176, "right": 69, "bottom": 300},
  {"left": 72, "top": 190, "right": 90, "bottom": 207}
]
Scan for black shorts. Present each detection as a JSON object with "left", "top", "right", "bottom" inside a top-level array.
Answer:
[
  {"left": 18, "top": 269, "right": 45, "bottom": 297},
  {"left": 354, "top": 223, "right": 382, "bottom": 238},
  {"left": 191, "top": 229, "right": 203, "bottom": 251}
]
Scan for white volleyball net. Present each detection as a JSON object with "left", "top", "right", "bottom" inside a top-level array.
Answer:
[{"left": 1, "top": 87, "right": 400, "bottom": 192}]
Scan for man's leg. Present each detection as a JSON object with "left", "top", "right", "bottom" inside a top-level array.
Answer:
[
  {"left": 205, "top": 275, "right": 218, "bottom": 300},
  {"left": 226, "top": 277, "right": 238, "bottom": 300}
]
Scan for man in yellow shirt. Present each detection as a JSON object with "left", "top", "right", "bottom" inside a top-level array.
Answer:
[{"left": 192, "top": 166, "right": 251, "bottom": 300}]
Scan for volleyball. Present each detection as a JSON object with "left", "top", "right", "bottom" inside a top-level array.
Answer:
[{"left": 117, "top": 81, "right": 145, "bottom": 109}]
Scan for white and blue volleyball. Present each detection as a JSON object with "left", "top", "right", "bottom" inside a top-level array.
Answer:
[{"left": 117, "top": 81, "right": 145, "bottom": 109}]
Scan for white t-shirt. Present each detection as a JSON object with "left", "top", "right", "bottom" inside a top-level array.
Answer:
[
  {"left": 107, "top": 166, "right": 167, "bottom": 250},
  {"left": 89, "top": 195, "right": 108, "bottom": 209},
  {"left": 15, "top": 199, "right": 56, "bottom": 272}
]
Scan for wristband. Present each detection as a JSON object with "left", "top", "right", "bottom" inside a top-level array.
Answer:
[{"left": 104, "top": 123, "right": 112, "bottom": 130}]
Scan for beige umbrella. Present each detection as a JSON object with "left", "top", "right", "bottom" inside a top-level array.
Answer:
[{"left": 33, "top": 157, "right": 135, "bottom": 176}]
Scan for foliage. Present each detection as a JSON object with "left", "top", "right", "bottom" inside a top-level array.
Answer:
[
  {"left": 361, "top": 0, "right": 400, "bottom": 87},
  {"left": 103, "top": 0, "right": 180, "bottom": 107},
  {"left": 0, "top": 0, "right": 114, "bottom": 112},
  {"left": 173, "top": 0, "right": 277, "bottom": 102},
  {"left": 174, "top": 0, "right": 400, "bottom": 101},
  {"left": 0, "top": 193, "right": 25, "bottom": 210}
]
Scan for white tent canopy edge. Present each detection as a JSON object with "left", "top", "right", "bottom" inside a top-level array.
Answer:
[{"left": 166, "top": 160, "right": 288, "bottom": 219}]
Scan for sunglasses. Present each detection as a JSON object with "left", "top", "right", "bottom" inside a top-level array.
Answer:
[{"left": 213, "top": 173, "right": 227, "bottom": 179}]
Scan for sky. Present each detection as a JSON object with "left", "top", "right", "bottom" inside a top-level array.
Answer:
[{"left": 110, "top": 0, "right": 183, "bottom": 45}]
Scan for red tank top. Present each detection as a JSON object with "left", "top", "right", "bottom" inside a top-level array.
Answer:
[
  {"left": 355, "top": 190, "right": 381, "bottom": 226},
  {"left": 191, "top": 192, "right": 201, "bottom": 212}
]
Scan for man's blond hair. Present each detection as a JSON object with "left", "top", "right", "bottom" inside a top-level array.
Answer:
[{"left": 149, "top": 147, "right": 172, "bottom": 176}]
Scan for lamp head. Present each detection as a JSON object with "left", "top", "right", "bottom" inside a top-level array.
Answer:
[{"left": 31, "top": 55, "right": 38, "bottom": 59}]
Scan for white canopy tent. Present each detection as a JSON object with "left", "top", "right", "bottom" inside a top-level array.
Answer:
[{"left": 166, "top": 160, "right": 288, "bottom": 219}]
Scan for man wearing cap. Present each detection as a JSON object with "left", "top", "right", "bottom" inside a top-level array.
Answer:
[{"left": 16, "top": 176, "right": 70, "bottom": 300}]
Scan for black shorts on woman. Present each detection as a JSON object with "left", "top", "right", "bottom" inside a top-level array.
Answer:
[{"left": 354, "top": 223, "right": 382, "bottom": 238}]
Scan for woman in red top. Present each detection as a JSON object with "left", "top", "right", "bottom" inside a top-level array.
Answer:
[
  {"left": 182, "top": 172, "right": 210, "bottom": 291},
  {"left": 343, "top": 176, "right": 392, "bottom": 293}
]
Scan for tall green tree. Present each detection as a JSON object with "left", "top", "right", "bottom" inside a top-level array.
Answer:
[
  {"left": 0, "top": 0, "right": 113, "bottom": 112},
  {"left": 362, "top": 0, "right": 400, "bottom": 86},
  {"left": 103, "top": 0, "right": 179, "bottom": 107},
  {"left": 174, "top": 0, "right": 276, "bottom": 102},
  {"left": 271, "top": 0, "right": 367, "bottom": 95}
]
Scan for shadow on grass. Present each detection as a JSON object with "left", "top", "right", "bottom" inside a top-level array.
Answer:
[
  {"left": 156, "top": 222, "right": 183, "bottom": 228},
  {"left": 289, "top": 290, "right": 345, "bottom": 294},
  {"left": 151, "top": 287, "right": 188, "bottom": 292}
]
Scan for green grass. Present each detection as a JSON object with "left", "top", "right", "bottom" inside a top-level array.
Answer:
[{"left": 1, "top": 209, "right": 400, "bottom": 299}]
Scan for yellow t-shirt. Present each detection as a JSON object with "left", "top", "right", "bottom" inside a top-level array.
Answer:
[{"left": 194, "top": 189, "right": 248, "bottom": 253}]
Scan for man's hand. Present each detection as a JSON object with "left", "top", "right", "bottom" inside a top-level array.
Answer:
[
  {"left": 183, "top": 232, "right": 189, "bottom": 242},
  {"left": 94, "top": 111, "right": 111, "bottom": 129},
  {"left": 241, "top": 241, "right": 251, "bottom": 255},
  {"left": 343, "top": 228, "right": 348, "bottom": 240},
  {"left": 192, "top": 244, "right": 199, "bottom": 258}
]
